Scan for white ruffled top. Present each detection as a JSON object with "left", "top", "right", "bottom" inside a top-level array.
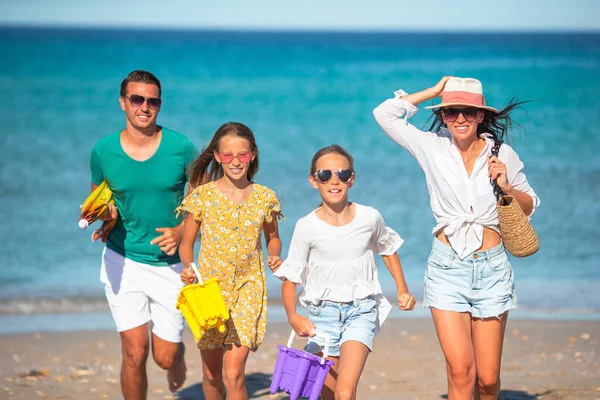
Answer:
[{"left": 274, "top": 203, "right": 404, "bottom": 328}]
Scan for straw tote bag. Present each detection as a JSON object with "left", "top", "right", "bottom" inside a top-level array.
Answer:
[{"left": 490, "top": 138, "right": 539, "bottom": 257}]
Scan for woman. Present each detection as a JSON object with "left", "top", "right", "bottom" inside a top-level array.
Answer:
[{"left": 373, "top": 77, "right": 539, "bottom": 399}]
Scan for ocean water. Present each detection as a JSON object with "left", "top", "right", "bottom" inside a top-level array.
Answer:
[{"left": 1, "top": 28, "right": 599, "bottom": 333}]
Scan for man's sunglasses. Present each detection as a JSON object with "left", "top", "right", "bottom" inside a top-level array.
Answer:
[
  {"left": 219, "top": 151, "right": 253, "bottom": 164},
  {"left": 442, "top": 108, "right": 480, "bottom": 122},
  {"left": 124, "top": 94, "right": 162, "bottom": 110},
  {"left": 313, "top": 169, "right": 354, "bottom": 184}
]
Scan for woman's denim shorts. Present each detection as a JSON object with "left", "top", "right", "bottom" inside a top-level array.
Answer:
[
  {"left": 423, "top": 239, "right": 517, "bottom": 318},
  {"left": 304, "top": 296, "right": 378, "bottom": 357}
]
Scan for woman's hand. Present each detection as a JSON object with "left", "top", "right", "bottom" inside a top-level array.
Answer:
[
  {"left": 399, "top": 76, "right": 454, "bottom": 107},
  {"left": 398, "top": 291, "right": 416, "bottom": 311},
  {"left": 488, "top": 155, "right": 511, "bottom": 193},
  {"left": 180, "top": 266, "right": 197, "bottom": 285},
  {"left": 289, "top": 314, "right": 316, "bottom": 337},
  {"left": 430, "top": 76, "right": 454, "bottom": 97}
]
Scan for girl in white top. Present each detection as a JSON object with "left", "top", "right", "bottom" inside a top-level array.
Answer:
[
  {"left": 274, "top": 144, "right": 415, "bottom": 400},
  {"left": 373, "top": 77, "right": 540, "bottom": 400}
]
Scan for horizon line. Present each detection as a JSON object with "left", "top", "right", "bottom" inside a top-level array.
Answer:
[{"left": 1, "top": 23, "right": 600, "bottom": 35}]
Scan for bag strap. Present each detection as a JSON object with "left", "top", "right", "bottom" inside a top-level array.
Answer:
[{"left": 489, "top": 135, "right": 505, "bottom": 201}]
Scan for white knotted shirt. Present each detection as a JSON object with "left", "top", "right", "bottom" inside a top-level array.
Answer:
[{"left": 373, "top": 90, "right": 540, "bottom": 260}]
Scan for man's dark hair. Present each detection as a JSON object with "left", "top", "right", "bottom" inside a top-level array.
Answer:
[{"left": 120, "top": 70, "right": 162, "bottom": 97}]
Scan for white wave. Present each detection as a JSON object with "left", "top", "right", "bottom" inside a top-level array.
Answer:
[{"left": 0, "top": 297, "right": 109, "bottom": 315}]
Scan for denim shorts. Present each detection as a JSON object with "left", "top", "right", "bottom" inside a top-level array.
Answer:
[
  {"left": 423, "top": 239, "right": 517, "bottom": 319},
  {"left": 304, "top": 296, "right": 378, "bottom": 357}
]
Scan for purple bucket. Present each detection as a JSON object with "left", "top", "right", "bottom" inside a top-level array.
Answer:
[{"left": 270, "top": 331, "right": 333, "bottom": 400}]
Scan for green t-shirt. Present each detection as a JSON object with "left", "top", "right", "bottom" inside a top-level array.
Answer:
[{"left": 90, "top": 128, "right": 198, "bottom": 266}]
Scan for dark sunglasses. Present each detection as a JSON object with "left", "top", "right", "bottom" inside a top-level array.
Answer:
[
  {"left": 314, "top": 169, "right": 354, "bottom": 184},
  {"left": 124, "top": 94, "right": 162, "bottom": 110},
  {"left": 442, "top": 108, "right": 480, "bottom": 122}
]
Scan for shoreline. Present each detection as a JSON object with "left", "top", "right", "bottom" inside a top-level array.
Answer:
[
  {"left": 1, "top": 318, "right": 599, "bottom": 399},
  {"left": 2, "top": 304, "right": 600, "bottom": 336},
  {"left": 3, "top": 278, "right": 600, "bottom": 320}
]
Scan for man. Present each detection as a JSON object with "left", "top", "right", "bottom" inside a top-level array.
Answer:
[{"left": 90, "top": 70, "right": 198, "bottom": 399}]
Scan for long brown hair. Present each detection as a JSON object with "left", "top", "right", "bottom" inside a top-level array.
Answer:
[
  {"left": 426, "top": 97, "right": 530, "bottom": 144},
  {"left": 188, "top": 122, "right": 260, "bottom": 189},
  {"left": 310, "top": 144, "right": 355, "bottom": 175}
]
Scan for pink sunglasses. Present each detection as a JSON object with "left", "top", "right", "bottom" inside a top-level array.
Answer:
[{"left": 219, "top": 151, "right": 253, "bottom": 164}]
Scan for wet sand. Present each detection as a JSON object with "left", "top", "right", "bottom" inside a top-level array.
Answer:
[{"left": 1, "top": 318, "right": 599, "bottom": 399}]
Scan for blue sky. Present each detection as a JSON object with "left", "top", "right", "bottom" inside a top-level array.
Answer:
[{"left": 1, "top": 0, "right": 599, "bottom": 31}]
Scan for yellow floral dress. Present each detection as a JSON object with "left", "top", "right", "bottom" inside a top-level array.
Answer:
[{"left": 176, "top": 181, "right": 282, "bottom": 351}]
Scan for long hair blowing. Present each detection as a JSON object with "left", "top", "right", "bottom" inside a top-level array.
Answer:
[
  {"left": 188, "top": 122, "right": 260, "bottom": 189},
  {"left": 426, "top": 97, "right": 530, "bottom": 145}
]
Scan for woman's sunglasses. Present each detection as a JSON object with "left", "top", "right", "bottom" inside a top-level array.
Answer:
[
  {"left": 442, "top": 108, "right": 480, "bottom": 122},
  {"left": 124, "top": 94, "right": 162, "bottom": 110},
  {"left": 313, "top": 169, "right": 354, "bottom": 184},
  {"left": 219, "top": 151, "right": 253, "bottom": 164}
]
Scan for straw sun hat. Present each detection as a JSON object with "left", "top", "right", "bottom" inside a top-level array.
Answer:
[{"left": 425, "top": 77, "right": 498, "bottom": 113}]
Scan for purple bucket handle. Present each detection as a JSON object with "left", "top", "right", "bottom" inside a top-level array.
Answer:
[
  {"left": 287, "top": 330, "right": 330, "bottom": 364},
  {"left": 270, "top": 329, "right": 334, "bottom": 400}
]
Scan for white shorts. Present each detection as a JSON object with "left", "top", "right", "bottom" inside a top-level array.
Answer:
[{"left": 100, "top": 247, "right": 185, "bottom": 343}]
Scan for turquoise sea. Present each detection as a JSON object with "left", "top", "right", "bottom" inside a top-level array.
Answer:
[{"left": 1, "top": 28, "right": 599, "bottom": 333}]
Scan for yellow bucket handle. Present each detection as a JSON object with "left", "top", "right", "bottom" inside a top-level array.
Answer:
[{"left": 188, "top": 262, "right": 204, "bottom": 285}]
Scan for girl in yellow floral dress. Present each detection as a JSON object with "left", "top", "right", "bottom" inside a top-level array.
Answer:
[{"left": 177, "top": 122, "right": 283, "bottom": 400}]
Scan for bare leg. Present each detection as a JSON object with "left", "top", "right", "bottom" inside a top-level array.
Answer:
[
  {"left": 222, "top": 345, "right": 251, "bottom": 400},
  {"left": 200, "top": 348, "right": 225, "bottom": 400},
  {"left": 320, "top": 355, "right": 340, "bottom": 400},
  {"left": 120, "top": 324, "right": 150, "bottom": 400},
  {"left": 431, "top": 308, "right": 477, "bottom": 400},
  {"left": 335, "top": 340, "right": 370, "bottom": 400},
  {"left": 472, "top": 313, "right": 508, "bottom": 400},
  {"left": 151, "top": 333, "right": 186, "bottom": 393}
]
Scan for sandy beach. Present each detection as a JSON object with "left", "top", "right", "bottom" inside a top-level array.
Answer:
[{"left": 1, "top": 317, "right": 599, "bottom": 400}]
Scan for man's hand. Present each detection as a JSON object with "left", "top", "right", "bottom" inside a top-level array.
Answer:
[
  {"left": 267, "top": 255, "right": 283, "bottom": 272},
  {"left": 150, "top": 226, "right": 182, "bottom": 256},
  {"left": 98, "top": 203, "right": 118, "bottom": 221}
]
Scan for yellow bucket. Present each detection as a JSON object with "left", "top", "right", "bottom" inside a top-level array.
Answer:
[{"left": 176, "top": 264, "right": 230, "bottom": 341}]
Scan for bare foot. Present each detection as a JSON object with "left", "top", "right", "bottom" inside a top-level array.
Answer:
[{"left": 167, "top": 352, "right": 187, "bottom": 393}]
